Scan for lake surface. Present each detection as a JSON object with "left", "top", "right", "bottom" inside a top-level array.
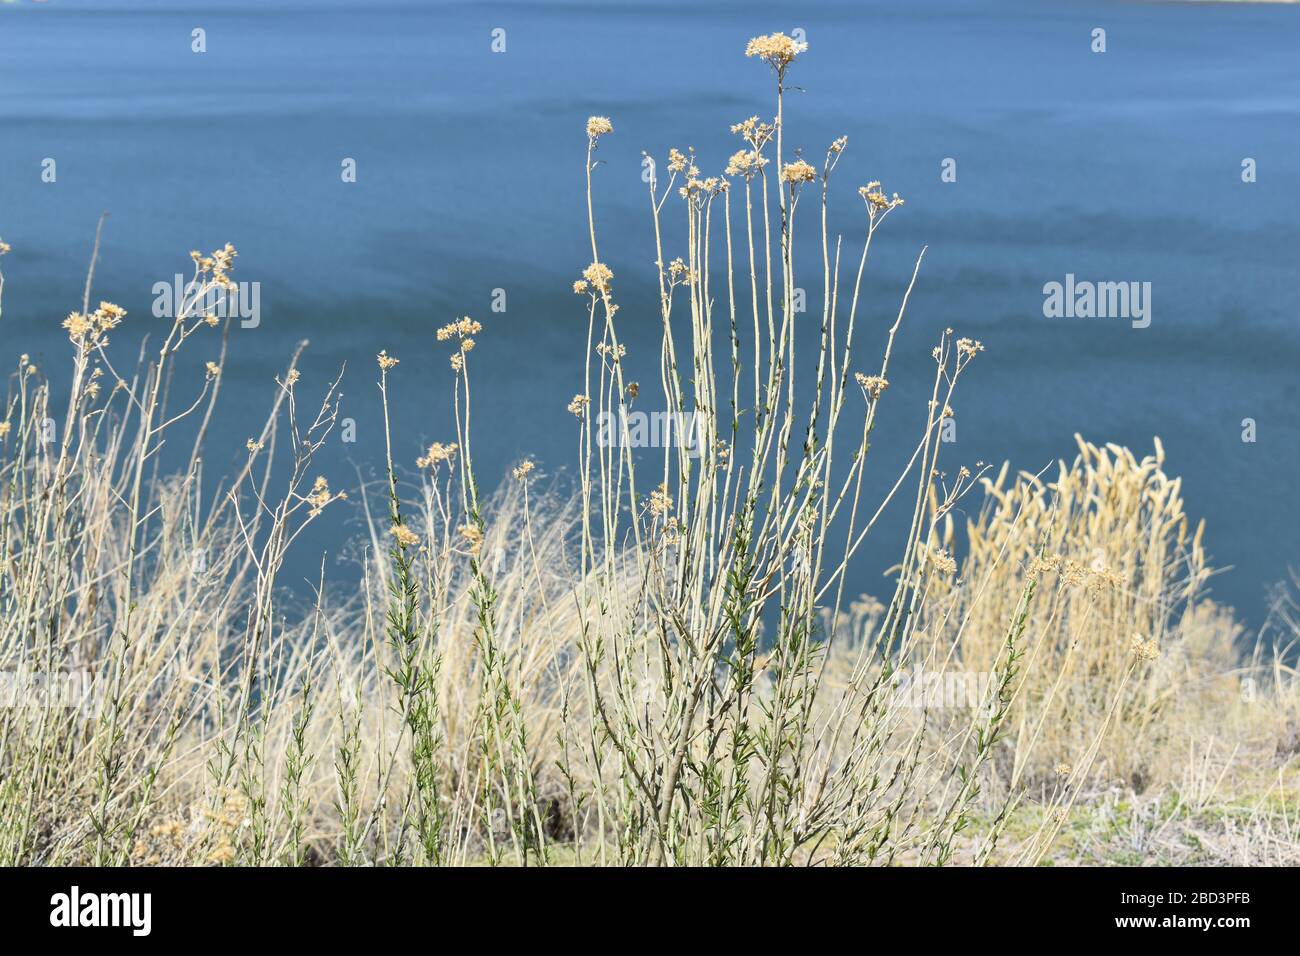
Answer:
[{"left": 1, "top": 0, "right": 1297, "bottom": 624}]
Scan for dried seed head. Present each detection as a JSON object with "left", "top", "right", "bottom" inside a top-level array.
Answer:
[
  {"left": 567, "top": 394, "right": 590, "bottom": 418},
  {"left": 458, "top": 523, "right": 484, "bottom": 555},
  {"left": 391, "top": 525, "right": 420, "bottom": 548},
  {"left": 859, "top": 181, "right": 905, "bottom": 217},
  {"left": 582, "top": 262, "right": 614, "bottom": 293},
  {"left": 745, "top": 32, "right": 807, "bottom": 72},
  {"left": 648, "top": 483, "right": 674, "bottom": 516},
  {"left": 416, "top": 442, "right": 458, "bottom": 469},
  {"left": 854, "top": 372, "right": 889, "bottom": 400},
  {"left": 1130, "top": 634, "right": 1160, "bottom": 662},
  {"left": 782, "top": 160, "right": 817, "bottom": 185}
]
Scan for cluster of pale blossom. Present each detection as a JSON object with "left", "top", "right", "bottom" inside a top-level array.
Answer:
[
  {"left": 927, "top": 547, "right": 958, "bottom": 576},
  {"left": 781, "top": 159, "right": 817, "bottom": 185},
  {"left": 416, "top": 441, "right": 458, "bottom": 469},
  {"left": 189, "top": 243, "right": 239, "bottom": 290},
  {"left": 648, "top": 483, "right": 674, "bottom": 516},
  {"left": 436, "top": 316, "right": 482, "bottom": 370},
  {"left": 305, "top": 475, "right": 345, "bottom": 518},
  {"left": 859, "top": 181, "right": 904, "bottom": 217},
  {"left": 458, "top": 523, "right": 483, "bottom": 556},
  {"left": 724, "top": 149, "right": 766, "bottom": 179},
  {"left": 391, "top": 524, "right": 419, "bottom": 548},
  {"left": 1130, "top": 634, "right": 1161, "bottom": 662},
  {"left": 567, "top": 394, "right": 590, "bottom": 418},
  {"left": 731, "top": 116, "right": 775, "bottom": 149},
  {"left": 854, "top": 372, "right": 889, "bottom": 400},
  {"left": 582, "top": 262, "right": 613, "bottom": 294},
  {"left": 436, "top": 317, "right": 482, "bottom": 341},
  {"left": 1027, "top": 553, "right": 1124, "bottom": 597},
  {"left": 680, "top": 173, "right": 725, "bottom": 202},
  {"left": 62, "top": 301, "right": 126, "bottom": 351},
  {"left": 744, "top": 32, "right": 807, "bottom": 72}
]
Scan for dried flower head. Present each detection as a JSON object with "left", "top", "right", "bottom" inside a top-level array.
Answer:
[
  {"left": 305, "top": 475, "right": 344, "bottom": 518},
  {"left": 745, "top": 32, "right": 807, "bottom": 73},
  {"left": 725, "top": 148, "right": 768, "bottom": 180},
  {"left": 513, "top": 459, "right": 535, "bottom": 482},
  {"left": 436, "top": 317, "right": 482, "bottom": 341},
  {"left": 854, "top": 372, "right": 889, "bottom": 400},
  {"left": 62, "top": 311, "right": 93, "bottom": 341},
  {"left": 1130, "top": 634, "right": 1160, "bottom": 662},
  {"left": 416, "top": 441, "right": 458, "bottom": 469},
  {"left": 95, "top": 302, "right": 126, "bottom": 326},
  {"left": 377, "top": 350, "right": 399, "bottom": 370},
  {"left": 458, "top": 523, "right": 484, "bottom": 555},
  {"left": 62, "top": 302, "right": 127, "bottom": 351},
  {"left": 859, "top": 181, "right": 905, "bottom": 218},
  {"left": 586, "top": 115, "right": 613, "bottom": 138},
  {"left": 391, "top": 525, "right": 420, "bottom": 548},
  {"left": 582, "top": 262, "right": 614, "bottom": 294},
  {"left": 567, "top": 394, "right": 590, "bottom": 419},
  {"left": 928, "top": 547, "right": 958, "bottom": 576},
  {"left": 730, "top": 116, "right": 775, "bottom": 150},
  {"left": 648, "top": 483, "right": 674, "bottom": 517},
  {"left": 782, "top": 160, "right": 817, "bottom": 185}
]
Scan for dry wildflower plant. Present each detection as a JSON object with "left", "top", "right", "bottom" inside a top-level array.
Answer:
[{"left": 1, "top": 37, "right": 1296, "bottom": 868}]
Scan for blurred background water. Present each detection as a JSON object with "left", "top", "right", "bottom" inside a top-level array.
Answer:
[{"left": 1, "top": 0, "right": 1297, "bottom": 625}]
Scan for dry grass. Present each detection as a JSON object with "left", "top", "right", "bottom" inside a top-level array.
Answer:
[{"left": 0, "top": 35, "right": 1295, "bottom": 866}]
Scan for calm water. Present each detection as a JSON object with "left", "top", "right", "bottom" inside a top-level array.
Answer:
[{"left": 1, "top": 0, "right": 1297, "bottom": 623}]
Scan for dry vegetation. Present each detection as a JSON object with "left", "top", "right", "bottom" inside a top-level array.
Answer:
[{"left": 0, "top": 35, "right": 1296, "bottom": 867}]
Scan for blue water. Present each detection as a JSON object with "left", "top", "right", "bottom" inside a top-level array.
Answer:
[{"left": 1, "top": 0, "right": 1297, "bottom": 623}]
